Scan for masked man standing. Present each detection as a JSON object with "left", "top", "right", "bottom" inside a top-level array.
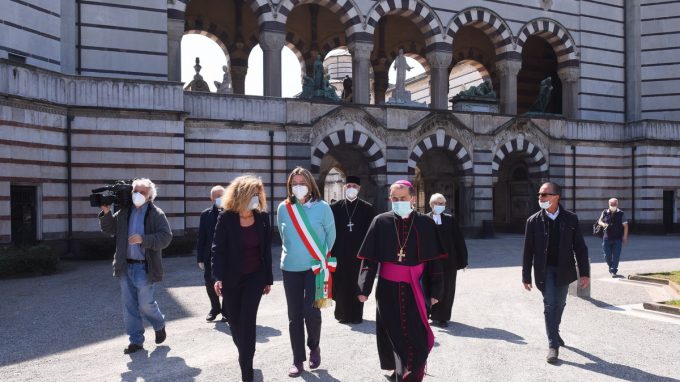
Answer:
[
  {"left": 99, "top": 178, "right": 173, "bottom": 354},
  {"left": 522, "top": 182, "right": 589, "bottom": 364},
  {"left": 357, "top": 180, "right": 446, "bottom": 382},
  {"left": 330, "top": 176, "right": 375, "bottom": 324},
  {"left": 196, "top": 185, "right": 229, "bottom": 322}
]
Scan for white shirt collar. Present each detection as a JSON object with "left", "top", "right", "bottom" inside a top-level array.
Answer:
[
  {"left": 432, "top": 214, "right": 442, "bottom": 225},
  {"left": 546, "top": 207, "right": 560, "bottom": 220}
]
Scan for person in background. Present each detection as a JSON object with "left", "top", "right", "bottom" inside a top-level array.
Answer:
[
  {"left": 597, "top": 197, "right": 629, "bottom": 277},
  {"left": 196, "top": 185, "right": 228, "bottom": 322},
  {"left": 427, "top": 193, "right": 468, "bottom": 328}
]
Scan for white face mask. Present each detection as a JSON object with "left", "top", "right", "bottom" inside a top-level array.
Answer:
[
  {"left": 392, "top": 201, "right": 413, "bottom": 218},
  {"left": 345, "top": 188, "right": 358, "bottom": 200},
  {"left": 132, "top": 192, "right": 146, "bottom": 208},
  {"left": 214, "top": 197, "right": 222, "bottom": 208},
  {"left": 250, "top": 195, "right": 260, "bottom": 210},
  {"left": 292, "top": 185, "right": 308, "bottom": 201},
  {"left": 539, "top": 200, "right": 551, "bottom": 210},
  {"left": 432, "top": 205, "right": 445, "bottom": 215}
]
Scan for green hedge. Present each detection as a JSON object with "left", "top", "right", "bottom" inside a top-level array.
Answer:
[{"left": 0, "top": 244, "right": 59, "bottom": 278}]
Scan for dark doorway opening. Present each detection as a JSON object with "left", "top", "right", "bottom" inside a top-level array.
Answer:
[
  {"left": 663, "top": 190, "right": 676, "bottom": 233},
  {"left": 11, "top": 185, "right": 38, "bottom": 245}
]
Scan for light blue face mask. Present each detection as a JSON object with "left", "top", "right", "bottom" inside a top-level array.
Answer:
[
  {"left": 432, "top": 205, "right": 445, "bottom": 215},
  {"left": 391, "top": 201, "right": 413, "bottom": 218},
  {"left": 214, "top": 197, "right": 222, "bottom": 208}
]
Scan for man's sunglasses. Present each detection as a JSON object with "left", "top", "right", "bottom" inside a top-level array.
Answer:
[{"left": 537, "top": 193, "right": 558, "bottom": 197}]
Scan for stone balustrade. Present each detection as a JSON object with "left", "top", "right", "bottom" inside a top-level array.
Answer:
[{"left": 0, "top": 60, "right": 183, "bottom": 111}]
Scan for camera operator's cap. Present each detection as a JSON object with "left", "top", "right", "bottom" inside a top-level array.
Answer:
[{"left": 346, "top": 176, "right": 360, "bottom": 185}]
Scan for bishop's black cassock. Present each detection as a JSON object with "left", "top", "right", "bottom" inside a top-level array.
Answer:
[
  {"left": 426, "top": 212, "right": 468, "bottom": 323},
  {"left": 330, "top": 197, "right": 375, "bottom": 323},
  {"left": 357, "top": 211, "right": 446, "bottom": 382}
]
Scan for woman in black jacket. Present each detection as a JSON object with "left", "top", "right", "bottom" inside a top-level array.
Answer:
[{"left": 211, "top": 175, "right": 273, "bottom": 382}]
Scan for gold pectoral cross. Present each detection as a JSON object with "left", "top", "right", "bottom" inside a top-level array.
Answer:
[{"left": 397, "top": 248, "right": 406, "bottom": 262}]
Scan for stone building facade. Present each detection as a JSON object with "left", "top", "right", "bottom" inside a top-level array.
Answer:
[{"left": 1, "top": 0, "right": 679, "bottom": 249}]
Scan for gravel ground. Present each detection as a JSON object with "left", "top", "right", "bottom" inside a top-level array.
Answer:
[{"left": 1, "top": 234, "right": 679, "bottom": 382}]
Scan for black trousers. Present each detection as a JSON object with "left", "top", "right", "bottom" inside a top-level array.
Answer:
[
  {"left": 282, "top": 269, "right": 322, "bottom": 364},
  {"left": 223, "top": 270, "right": 265, "bottom": 382},
  {"left": 429, "top": 268, "right": 458, "bottom": 322},
  {"left": 204, "top": 261, "right": 228, "bottom": 318}
]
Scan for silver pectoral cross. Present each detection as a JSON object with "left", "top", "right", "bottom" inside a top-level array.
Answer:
[{"left": 347, "top": 221, "right": 354, "bottom": 232}]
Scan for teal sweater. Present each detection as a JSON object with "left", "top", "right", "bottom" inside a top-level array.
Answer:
[{"left": 277, "top": 199, "right": 336, "bottom": 272}]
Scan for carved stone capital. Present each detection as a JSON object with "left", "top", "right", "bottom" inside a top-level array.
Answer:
[
  {"left": 495, "top": 59, "right": 522, "bottom": 77},
  {"left": 557, "top": 67, "right": 580, "bottom": 83},
  {"left": 259, "top": 31, "right": 286, "bottom": 51},
  {"left": 348, "top": 41, "right": 373, "bottom": 60},
  {"left": 230, "top": 65, "right": 248, "bottom": 77},
  {"left": 426, "top": 51, "right": 453, "bottom": 69}
]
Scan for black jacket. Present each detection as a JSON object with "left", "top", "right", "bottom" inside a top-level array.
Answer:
[
  {"left": 211, "top": 211, "right": 274, "bottom": 288},
  {"left": 522, "top": 204, "right": 589, "bottom": 291},
  {"left": 427, "top": 212, "right": 468, "bottom": 270},
  {"left": 196, "top": 205, "right": 220, "bottom": 264}
]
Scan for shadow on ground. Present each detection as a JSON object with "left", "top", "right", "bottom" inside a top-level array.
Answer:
[
  {"left": 438, "top": 322, "right": 527, "bottom": 344},
  {"left": 559, "top": 346, "right": 680, "bottom": 382},
  {"left": 120, "top": 345, "right": 201, "bottom": 382}
]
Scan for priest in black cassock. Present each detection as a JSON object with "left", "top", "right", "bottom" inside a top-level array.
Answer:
[
  {"left": 330, "top": 176, "right": 375, "bottom": 324},
  {"left": 426, "top": 193, "right": 468, "bottom": 328},
  {"left": 357, "top": 180, "right": 446, "bottom": 382}
]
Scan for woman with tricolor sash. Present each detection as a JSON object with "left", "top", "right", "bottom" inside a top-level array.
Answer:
[{"left": 277, "top": 167, "right": 336, "bottom": 378}]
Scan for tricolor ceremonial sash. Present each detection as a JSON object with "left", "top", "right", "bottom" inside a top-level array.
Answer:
[{"left": 285, "top": 200, "right": 337, "bottom": 308}]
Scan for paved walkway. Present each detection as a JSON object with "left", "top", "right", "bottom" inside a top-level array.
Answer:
[{"left": 1, "top": 234, "right": 679, "bottom": 381}]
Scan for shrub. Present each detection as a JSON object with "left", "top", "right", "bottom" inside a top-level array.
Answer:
[{"left": 0, "top": 244, "right": 59, "bottom": 278}]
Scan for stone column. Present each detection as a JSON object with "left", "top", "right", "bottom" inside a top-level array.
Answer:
[
  {"left": 426, "top": 51, "right": 453, "bottom": 110},
  {"left": 348, "top": 41, "right": 373, "bottom": 104},
  {"left": 231, "top": 65, "right": 248, "bottom": 95},
  {"left": 625, "top": 0, "right": 641, "bottom": 121},
  {"left": 495, "top": 59, "right": 522, "bottom": 115},
  {"left": 167, "top": 18, "right": 184, "bottom": 82},
  {"left": 260, "top": 30, "right": 286, "bottom": 97},
  {"left": 558, "top": 67, "right": 580, "bottom": 119},
  {"left": 373, "top": 68, "right": 389, "bottom": 104}
]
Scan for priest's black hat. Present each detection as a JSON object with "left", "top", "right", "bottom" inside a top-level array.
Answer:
[{"left": 346, "top": 176, "right": 361, "bottom": 185}]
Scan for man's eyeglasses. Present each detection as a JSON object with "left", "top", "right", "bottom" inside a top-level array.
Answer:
[{"left": 537, "top": 193, "right": 558, "bottom": 197}]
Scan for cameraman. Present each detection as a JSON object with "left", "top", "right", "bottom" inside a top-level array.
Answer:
[{"left": 99, "top": 178, "right": 172, "bottom": 354}]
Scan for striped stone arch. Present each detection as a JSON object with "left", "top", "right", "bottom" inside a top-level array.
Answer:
[
  {"left": 310, "top": 129, "right": 386, "bottom": 175},
  {"left": 491, "top": 136, "right": 548, "bottom": 177},
  {"left": 446, "top": 7, "right": 515, "bottom": 60},
  {"left": 363, "top": 0, "right": 447, "bottom": 50},
  {"left": 516, "top": 18, "right": 578, "bottom": 68},
  {"left": 276, "top": 0, "right": 363, "bottom": 32},
  {"left": 407, "top": 132, "right": 473, "bottom": 176},
  {"left": 169, "top": 0, "right": 275, "bottom": 25},
  {"left": 285, "top": 31, "right": 348, "bottom": 65},
  {"left": 183, "top": 29, "right": 230, "bottom": 57},
  {"left": 184, "top": 17, "right": 260, "bottom": 55}
]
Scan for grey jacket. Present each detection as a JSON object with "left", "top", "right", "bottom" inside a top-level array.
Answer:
[{"left": 99, "top": 202, "right": 172, "bottom": 282}]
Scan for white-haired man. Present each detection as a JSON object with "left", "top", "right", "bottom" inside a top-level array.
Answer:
[
  {"left": 196, "top": 185, "right": 229, "bottom": 322},
  {"left": 427, "top": 193, "right": 468, "bottom": 328},
  {"left": 99, "top": 178, "right": 173, "bottom": 354},
  {"left": 597, "top": 197, "right": 629, "bottom": 277}
]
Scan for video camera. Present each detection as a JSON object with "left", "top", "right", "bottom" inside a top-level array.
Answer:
[{"left": 89, "top": 180, "right": 134, "bottom": 208}]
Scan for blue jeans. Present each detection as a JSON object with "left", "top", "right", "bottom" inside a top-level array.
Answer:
[
  {"left": 602, "top": 239, "right": 622, "bottom": 274},
  {"left": 541, "top": 266, "right": 568, "bottom": 349},
  {"left": 119, "top": 263, "right": 165, "bottom": 345}
]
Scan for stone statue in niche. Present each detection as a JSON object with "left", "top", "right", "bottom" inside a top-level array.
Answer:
[
  {"left": 297, "top": 54, "right": 340, "bottom": 102},
  {"left": 214, "top": 63, "right": 233, "bottom": 94},
  {"left": 184, "top": 57, "right": 210, "bottom": 92},
  {"left": 457, "top": 80, "right": 497, "bottom": 99},
  {"left": 528, "top": 76, "right": 554, "bottom": 113},
  {"left": 341, "top": 75, "right": 353, "bottom": 102},
  {"left": 394, "top": 49, "right": 412, "bottom": 96}
]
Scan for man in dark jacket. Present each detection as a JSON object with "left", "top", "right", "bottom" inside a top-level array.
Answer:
[
  {"left": 427, "top": 193, "right": 468, "bottom": 327},
  {"left": 196, "top": 185, "right": 228, "bottom": 322},
  {"left": 99, "top": 178, "right": 172, "bottom": 354},
  {"left": 522, "top": 182, "right": 589, "bottom": 364}
]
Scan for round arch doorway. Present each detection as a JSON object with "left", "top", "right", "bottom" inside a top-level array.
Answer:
[
  {"left": 318, "top": 144, "right": 380, "bottom": 208},
  {"left": 493, "top": 152, "right": 542, "bottom": 232},
  {"left": 414, "top": 148, "right": 468, "bottom": 224}
]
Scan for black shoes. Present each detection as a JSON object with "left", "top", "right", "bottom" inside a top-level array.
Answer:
[
  {"left": 558, "top": 335, "right": 565, "bottom": 347},
  {"left": 288, "top": 363, "right": 303, "bottom": 378},
  {"left": 206, "top": 312, "right": 217, "bottom": 322},
  {"left": 123, "top": 343, "right": 143, "bottom": 354},
  {"left": 309, "top": 347, "right": 321, "bottom": 369},
  {"left": 385, "top": 371, "right": 396, "bottom": 381},
  {"left": 546, "top": 347, "right": 559, "bottom": 364},
  {"left": 155, "top": 327, "right": 166, "bottom": 344},
  {"left": 220, "top": 315, "right": 229, "bottom": 323}
]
